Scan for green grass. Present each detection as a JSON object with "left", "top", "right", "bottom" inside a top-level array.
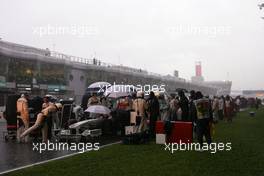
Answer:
[{"left": 5, "top": 108, "right": 264, "bottom": 176}]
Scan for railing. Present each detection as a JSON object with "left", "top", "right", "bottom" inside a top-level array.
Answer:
[
  {"left": 0, "top": 40, "right": 218, "bottom": 92},
  {"left": 50, "top": 51, "right": 216, "bottom": 90},
  {"left": 50, "top": 51, "right": 153, "bottom": 76},
  {"left": 0, "top": 40, "right": 49, "bottom": 56}
]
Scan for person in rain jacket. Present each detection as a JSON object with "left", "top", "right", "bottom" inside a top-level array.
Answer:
[
  {"left": 194, "top": 91, "right": 212, "bottom": 149},
  {"left": 178, "top": 90, "right": 189, "bottom": 121},
  {"left": 147, "top": 91, "right": 160, "bottom": 138}
]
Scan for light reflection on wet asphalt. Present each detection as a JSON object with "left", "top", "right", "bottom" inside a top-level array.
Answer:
[{"left": 0, "top": 121, "right": 120, "bottom": 173}]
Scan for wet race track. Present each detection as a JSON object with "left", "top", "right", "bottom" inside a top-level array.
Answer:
[{"left": 0, "top": 119, "right": 121, "bottom": 173}]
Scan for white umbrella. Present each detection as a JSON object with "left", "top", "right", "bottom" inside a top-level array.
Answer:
[
  {"left": 88, "top": 82, "right": 111, "bottom": 89},
  {"left": 85, "top": 105, "right": 111, "bottom": 114},
  {"left": 86, "top": 82, "right": 111, "bottom": 94}
]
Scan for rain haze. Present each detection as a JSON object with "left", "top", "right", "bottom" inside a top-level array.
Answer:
[{"left": 0, "top": 0, "right": 263, "bottom": 90}]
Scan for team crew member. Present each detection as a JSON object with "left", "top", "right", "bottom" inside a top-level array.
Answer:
[
  {"left": 147, "top": 91, "right": 160, "bottom": 138},
  {"left": 16, "top": 93, "right": 30, "bottom": 143},
  {"left": 194, "top": 91, "right": 212, "bottom": 149},
  {"left": 87, "top": 93, "right": 101, "bottom": 118},
  {"left": 178, "top": 90, "right": 189, "bottom": 121},
  {"left": 225, "top": 95, "right": 232, "bottom": 122},
  {"left": 212, "top": 96, "right": 219, "bottom": 122},
  {"left": 132, "top": 92, "right": 148, "bottom": 133},
  {"left": 87, "top": 93, "right": 100, "bottom": 107},
  {"left": 20, "top": 102, "right": 62, "bottom": 143},
  {"left": 189, "top": 90, "right": 197, "bottom": 123},
  {"left": 218, "top": 96, "right": 224, "bottom": 120}
]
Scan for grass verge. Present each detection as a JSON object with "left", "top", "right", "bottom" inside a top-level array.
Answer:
[{"left": 4, "top": 108, "right": 264, "bottom": 176}]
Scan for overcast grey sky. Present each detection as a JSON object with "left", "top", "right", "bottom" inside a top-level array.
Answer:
[{"left": 1, "top": 0, "right": 264, "bottom": 90}]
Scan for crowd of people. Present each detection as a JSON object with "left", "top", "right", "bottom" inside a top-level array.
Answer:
[
  {"left": 5, "top": 89, "right": 263, "bottom": 145},
  {"left": 84, "top": 89, "right": 263, "bottom": 147}
]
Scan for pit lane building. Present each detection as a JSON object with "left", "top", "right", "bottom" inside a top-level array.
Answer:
[{"left": 0, "top": 40, "right": 226, "bottom": 105}]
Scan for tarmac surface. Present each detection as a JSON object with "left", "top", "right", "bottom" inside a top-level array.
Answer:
[{"left": 0, "top": 119, "right": 121, "bottom": 173}]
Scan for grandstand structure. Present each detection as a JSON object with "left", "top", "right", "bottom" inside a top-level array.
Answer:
[{"left": 0, "top": 40, "right": 220, "bottom": 104}]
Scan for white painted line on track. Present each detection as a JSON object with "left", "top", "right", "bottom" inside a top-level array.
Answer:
[{"left": 0, "top": 141, "right": 122, "bottom": 175}]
